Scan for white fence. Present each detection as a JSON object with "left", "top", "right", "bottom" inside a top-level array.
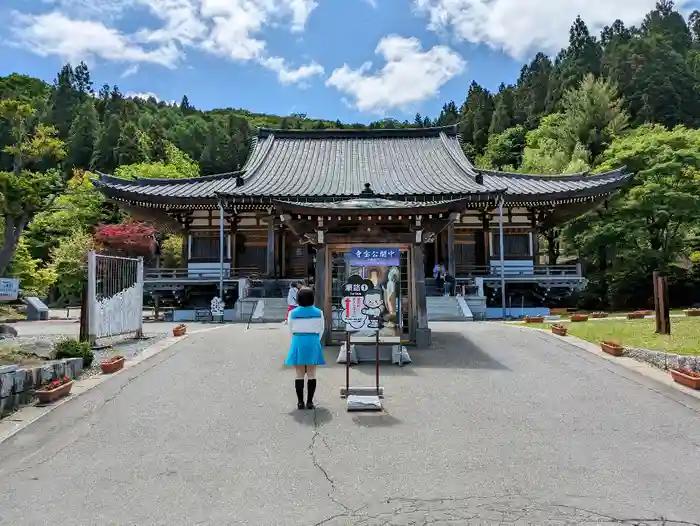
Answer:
[{"left": 87, "top": 252, "right": 144, "bottom": 343}]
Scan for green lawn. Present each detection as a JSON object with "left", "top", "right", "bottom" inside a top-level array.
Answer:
[{"left": 525, "top": 317, "right": 700, "bottom": 356}]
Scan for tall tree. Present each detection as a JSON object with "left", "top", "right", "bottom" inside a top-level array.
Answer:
[
  {"left": 0, "top": 100, "right": 66, "bottom": 275},
  {"left": 67, "top": 100, "right": 100, "bottom": 170},
  {"left": 48, "top": 64, "right": 78, "bottom": 139}
]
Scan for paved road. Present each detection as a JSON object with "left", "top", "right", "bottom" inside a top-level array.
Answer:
[{"left": 1, "top": 322, "right": 700, "bottom": 525}]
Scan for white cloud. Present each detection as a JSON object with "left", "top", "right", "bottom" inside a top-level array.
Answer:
[
  {"left": 413, "top": 0, "right": 700, "bottom": 59},
  {"left": 260, "top": 56, "right": 324, "bottom": 85},
  {"left": 326, "top": 35, "right": 465, "bottom": 114},
  {"left": 125, "top": 91, "right": 177, "bottom": 105},
  {"left": 11, "top": 0, "right": 321, "bottom": 85},
  {"left": 121, "top": 65, "right": 140, "bottom": 78},
  {"left": 11, "top": 11, "right": 181, "bottom": 67}
]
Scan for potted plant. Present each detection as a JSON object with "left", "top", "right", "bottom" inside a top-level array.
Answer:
[
  {"left": 35, "top": 376, "right": 73, "bottom": 404},
  {"left": 173, "top": 323, "right": 187, "bottom": 337},
  {"left": 627, "top": 311, "right": 649, "bottom": 320},
  {"left": 551, "top": 323, "right": 568, "bottom": 336},
  {"left": 100, "top": 355, "right": 126, "bottom": 374},
  {"left": 54, "top": 338, "right": 94, "bottom": 368},
  {"left": 670, "top": 368, "right": 700, "bottom": 389},
  {"left": 600, "top": 341, "right": 624, "bottom": 356},
  {"left": 569, "top": 314, "right": 589, "bottom": 322},
  {"left": 684, "top": 308, "right": 700, "bottom": 317},
  {"left": 524, "top": 316, "right": 545, "bottom": 324},
  {"left": 590, "top": 312, "right": 608, "bottom": 319}
]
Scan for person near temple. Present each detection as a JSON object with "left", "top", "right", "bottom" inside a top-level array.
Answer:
[
  {"left": 444, "top": 272, "right": 455, "bottom": 296},
  {"left": 285, "top": 281, "right": 301, "bottom": 323},
  {"left": 285, "top": 287, "right": 325, "bottom": 410}
]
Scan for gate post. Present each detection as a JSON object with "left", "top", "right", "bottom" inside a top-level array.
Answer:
[
  {"left": 136, "top": 256, "right": 145, "bottom": 338},
  {"left": 87, "top": 251, "right": 97, "bottom": 345}
]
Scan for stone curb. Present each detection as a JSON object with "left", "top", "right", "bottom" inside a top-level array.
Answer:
[
  {"left": 514, "top": 325, "right": 700, "bottom": 402},
  {"left": 0, "top": 324, "right": 228, "bottom": 445},
  {"left": 0, "top": 358, "right": 85, "bottom": 417}
]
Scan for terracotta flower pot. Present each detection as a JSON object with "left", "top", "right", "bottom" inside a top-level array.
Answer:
[
  {"left": 100, "top": 356, "right": 125, "bottom": 374},
  {"left": 173, "top": 324, "right": 187, "bottom": 337},
  {"left": 590, "top": 312, "right": 608, "bottom": 319},
  {"left": 684, "top": 309, "right": 700, "bottom": 317},
  {"left": 670, "top": 369, "right": 700, "bottom": 390},
  {"left": 551, "top": 325, "right": 568, "bottom": 336},
  {"left": 35, "top": 381, "right": 73, "bottom": 404},
  {"left": 525, "top": 316, "right": 545, "bottom": 324},
  {"left": 569, "top": 314, "right": 589, "bottom": 322},
  {"left": 627, "top": 311, "right": 649, "bottom": 320},
  {"left": 601, "top": 341, "right": 624, "bottom": 356}
]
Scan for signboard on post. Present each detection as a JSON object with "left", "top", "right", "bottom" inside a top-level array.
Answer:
[
  {"left": 349, "top": 247, "right": 400, "bottom": 267},
  {"left": 0, "top": 278, "right": 20, "bottom": 301},
  {"left": 341, "top": 274, "right": 385, "bottom": 332}
]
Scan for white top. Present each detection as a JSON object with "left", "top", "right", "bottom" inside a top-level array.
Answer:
[
  {"left": 287, "top": 286, "right": 298, "bottom": 306},
  {"left": 288, "top": 311, "right": 325, "bottom": 341}
]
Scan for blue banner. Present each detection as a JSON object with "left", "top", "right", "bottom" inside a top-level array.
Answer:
[{"left": 349, "top": 247, "right": 400, "bottom": 267}]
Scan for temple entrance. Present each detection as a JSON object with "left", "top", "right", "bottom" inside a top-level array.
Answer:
[{"left": 327, "top": 245, "right": 411, "bottom": 344}]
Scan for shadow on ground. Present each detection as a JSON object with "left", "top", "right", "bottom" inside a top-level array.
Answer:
[{"left": 288, "top": 406, "right": 333, "bottom": 427}]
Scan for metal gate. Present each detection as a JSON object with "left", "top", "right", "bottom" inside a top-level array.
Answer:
[{"left": 87, "top": 252, "right": 144, "bottom": 343}]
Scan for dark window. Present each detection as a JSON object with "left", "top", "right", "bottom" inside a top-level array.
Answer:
[
  {"left": 190, "top": 235, "right": 221, "bottom": 259},
  {"left": 493, "top": 233, "right": 530, "bottom": 257}
]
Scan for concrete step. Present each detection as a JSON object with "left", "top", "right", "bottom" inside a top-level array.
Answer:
[{"left": 427, "top": 296, "right": 471, "bottom": 322}]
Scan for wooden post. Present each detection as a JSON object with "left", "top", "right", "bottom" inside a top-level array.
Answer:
[
  {"left": 653, "top": 271, "right": 671, "bottom": 335},
  {"left": 266, "top": 216, "right": 275, "bottom": 277},
  {"left": 78, "top": 280, "right": 89, "bottom": 343},
  {"left": 315, "top": 244, "right": 328, "bottom": 343},
  {"left": 447, "top": 221, "right": 456, "bottom": 277}
]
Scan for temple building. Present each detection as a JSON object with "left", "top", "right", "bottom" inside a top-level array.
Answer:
[{"left": 93, "top": 125, "right": 631, "bottom": 345}]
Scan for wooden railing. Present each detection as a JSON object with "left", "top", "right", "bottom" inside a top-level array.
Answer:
[
  {"left": 145, "top": 267, "right": 262, "bottom": 280},
  {"left": 456, "top": 264, "right": 582, "bottom": 278}
]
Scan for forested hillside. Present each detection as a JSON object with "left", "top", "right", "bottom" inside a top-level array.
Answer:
[{"left": 2, "top": 0, "right": 700, "bottom": 309}]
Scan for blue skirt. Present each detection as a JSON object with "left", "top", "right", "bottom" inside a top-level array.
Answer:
[{"left": 285, "top": 334, "right": 326, "bottom": 366}]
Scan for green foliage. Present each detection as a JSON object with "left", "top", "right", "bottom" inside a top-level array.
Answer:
[
  {"left": 54, "top": 337, "right": 94, "bottom": 367},
  {"left": 6, "top": 237, "right": 56, "bottom": 296},
  {"left": 567, "top": 125, "right": 700, "bottom": 308},
  {"left": 160, "top": 235, "right": 184, "bottom": 267},
  {"left": 114, "top": 143, "right": 199, "bottom": 180},
  {"left": 46, "top": 229, "right": 95, "bottom": 303}
]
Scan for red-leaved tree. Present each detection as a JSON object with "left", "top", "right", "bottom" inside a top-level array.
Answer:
[{"left": 94, "top": 222, "right": 156, "bottom": 257}]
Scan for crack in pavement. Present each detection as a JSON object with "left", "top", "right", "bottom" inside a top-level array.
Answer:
[
  {"left": 308, "top": 407, "right": 365, "bottom": 525},
  {"left": 313, "top": 494, "right": 700, "bottom": 525}
]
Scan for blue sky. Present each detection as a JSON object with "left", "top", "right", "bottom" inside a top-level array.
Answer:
[{"left": 1, "top": 0, "right": 698, "bottom": 123}]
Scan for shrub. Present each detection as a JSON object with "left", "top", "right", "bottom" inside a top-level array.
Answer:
[{"left": 54, "top": 338, "right": 94, "bottom": 367}]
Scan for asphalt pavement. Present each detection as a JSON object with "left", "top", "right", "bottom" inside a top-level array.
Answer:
[{"left": 1, "top": 322, "right": 700, "bottom": 525}]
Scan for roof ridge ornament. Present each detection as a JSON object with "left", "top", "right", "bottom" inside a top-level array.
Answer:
[{"left": 360, "top": 182, "right": 374, "bottom": 197}]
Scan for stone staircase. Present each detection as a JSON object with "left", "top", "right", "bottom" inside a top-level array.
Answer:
[
  {"left": 259, "top": 298, "right": 289, "bottom": 322},
  {"left": 427, "top": 296, "right": 472, "bottom": 322}
]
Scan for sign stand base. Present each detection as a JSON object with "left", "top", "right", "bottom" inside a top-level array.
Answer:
[
  {"left": 340, "top": 386, "right": 384, "bottom": 398},
  {"left": 347, "top": 394, "right": 382, "bottom": 411}
]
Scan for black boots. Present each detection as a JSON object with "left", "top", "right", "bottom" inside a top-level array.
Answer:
[
  {"left": 295, "top": 379, "right": 305, "bottom": 410},
  {"left": 295, "top": 379, "right": 317, "bottom": 410},
  {"left": 306, "top": 379, "right": 317, "bottom": 410}
]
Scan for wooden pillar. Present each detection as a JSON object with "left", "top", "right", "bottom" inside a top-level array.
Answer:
[
  {"left": 653, "top": 271, "right": 671, "bottom": 335},
  {"left": 447, "top": 221, "right": 456, "bottom": 277},
  {"left": 314, "top": 243, "right": 329, "bottom": 344},
  {"left": 482, "top": 212, "right": 490, "bottom": 266},
  {"left": 412, "top": 243, "right": 431, "bottom": 346},
  {"left": 529, "top": 208, "right": 539, "bottom": 264},
  {"left": 281, "top": 229, "right": 287, "bottom": 277},
  {"left": 266, "top": 216, "right": 275, "bottom": 277}
]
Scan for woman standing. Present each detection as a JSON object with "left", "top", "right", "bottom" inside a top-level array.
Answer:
[
  {"left": 285, "top": 281, "right": 300, "bottom": 324},
  {"left": 285, "top": 287, "right": 325, "bottom": 409}
]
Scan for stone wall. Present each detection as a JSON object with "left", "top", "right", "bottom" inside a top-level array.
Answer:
[
  {"left": 624, "top": 348, "right": 700, "bottom": 372},
  {"left": 0, "top": 358, "right": 83, "bottom": 417}
]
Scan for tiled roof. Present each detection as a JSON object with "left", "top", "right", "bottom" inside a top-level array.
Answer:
[
  {"left": 92, "top": 126, "right": 631, "bottom": 206},
  {"left": 481, "top": 168, "right": 631, "bottom": 203},
  {"left": 93, "top": 126, "right": 497, "bottom": 202}
]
